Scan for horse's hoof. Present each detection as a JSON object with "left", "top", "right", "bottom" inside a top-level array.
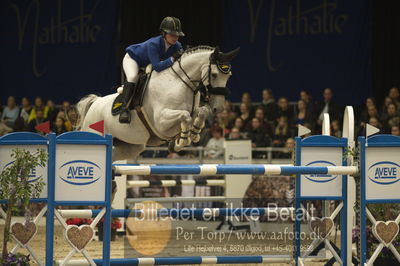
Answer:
[
  {"left": 168, "top": 141, "right": 176, "bottom": 153},
  {"left": 191, "top": 134, "right": 200, "bottom": 143}
]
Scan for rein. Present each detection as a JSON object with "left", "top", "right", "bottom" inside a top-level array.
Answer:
[
  {"left": 170, "top": 55, "right": 231, "bottom": 116},
  {"left": 170, "top": 59, "right": 210, "bottom": 116}
]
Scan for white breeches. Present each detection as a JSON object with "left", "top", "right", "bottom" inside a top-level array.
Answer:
[{"left": 123, "top": 53, "right": 139, "bottom": 83}]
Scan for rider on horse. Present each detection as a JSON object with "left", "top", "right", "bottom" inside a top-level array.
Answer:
[{"left": 119, "top": 16, "right": 185, "bottom": 123}]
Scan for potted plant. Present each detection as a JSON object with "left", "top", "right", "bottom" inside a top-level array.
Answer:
[
  {"left": 96, "top": 218, "right": 122, "bottom": 241},
  {"left": 0, "top": 148, "right": 47, "bottom": 264}
]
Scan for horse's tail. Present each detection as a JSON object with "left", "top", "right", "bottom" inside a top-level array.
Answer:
[{"left": 76, "top": 94, "right": 98, "bottom": 130}]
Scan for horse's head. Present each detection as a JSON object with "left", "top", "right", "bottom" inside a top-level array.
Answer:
[{"left": 200, "top": 47, "right": 240, "bottom": 114}]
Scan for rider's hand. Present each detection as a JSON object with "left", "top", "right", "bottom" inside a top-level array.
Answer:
[{"left": 172, "top": 50, "right": 183, "bottom": 61}]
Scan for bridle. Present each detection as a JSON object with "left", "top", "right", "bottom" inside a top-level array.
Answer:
[{"left": 170, "top": 54, "right": 230, "bottom": 115}]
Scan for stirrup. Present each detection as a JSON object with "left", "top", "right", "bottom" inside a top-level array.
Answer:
[{"left": 119, "top": 109, "right": 131, "bottom": 123}]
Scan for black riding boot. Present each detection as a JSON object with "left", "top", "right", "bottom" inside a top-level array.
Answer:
[{"left": 119, "top": 81, "right": 136, "bottom": 123}]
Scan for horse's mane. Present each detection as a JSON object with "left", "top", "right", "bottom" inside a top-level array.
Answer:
[{"left": 182, "top": 45, "right": 214, "bottom": 58}]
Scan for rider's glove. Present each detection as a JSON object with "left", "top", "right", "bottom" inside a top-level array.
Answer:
[{"left": 172, "top": 50, "right": 184, "bottom": 61}]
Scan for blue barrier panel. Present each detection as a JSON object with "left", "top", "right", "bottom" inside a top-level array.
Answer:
[
  {"left": 359, "top": 135, "right": 400, "bottom": 265},
  {"left": 295, "top": 135, "right": 348, "bottom": 265}
]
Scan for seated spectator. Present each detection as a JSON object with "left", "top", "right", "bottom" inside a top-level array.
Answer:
[
  {"left": 238, "top": 103, "right": 251, "bottom": 127},
  {"left": 359, "top": 105, "right": 379, "bottom": 128},
  {"left": 241, "top": 92, "right": 254, "bottom": 115},
  {"left": 272, "top": 116, "right": 293, "bottom": 147},
  {"left": 28, "top": 108, "right": 47, "bottom": 134},
  {"left": 227, "top": 127, "right": 243, "bottom": 140},
  {"left": 247, "top": 118, "right": 271, "bottom": 158},
  {"left": 299, "top": 90, "right": 315, "bottom": 114},
  {"left": 223, "top": 100, "right": 237, "bottom": 121},
  {"left": 392, "top": 125, "right": 400, "bottom": 136},
  {"left": 247, "top": 107, "right": 273, "bottom": 136},
  {"left": 381, "top": 96, "right": 394, "bottom": 115},
  {"left": 358, "top": 97, "right": 377, "bottom": 120},
  {"left": 274, "top": 137, "right": 295, "bottom": 159},
  {"left": 216, "top": 110, "right": 233, "bottom": 136},
  {"left": 204, "top": 126, "right": 225, "bottom": 159},
  {"left": 228, "top": 117, "right": 247, "bottom": 138},
  {"left": 387, "top": 116, "right": 399, "bottom": 133},
  {"left": 62, "top": 101, "right": 71, "bottom": 114},
  {"left": 19, "top": 97, "right": 32, "bottom": 126},
  {"left": 331, "top": 120, "right": 342, "bottom": 138},
  {"left": 67, "top": 108, "right": 79, "bottom": 130},
  {"left": 357, "top": 116, "right": 382, "bottom": 136},
  {"left": 56, "top": 110, "right": 71, "bottom": 130},
  {"left": 369, "top": 117, "right": 382, "bottom": 132},
  {"left": 1, "top": 96, "right": 20, "bottom": 128},
  {"left": 380, "top": 103, "right": 399, "bottom": 133},
  {"left": 388, "top": 86, "right": 400, "bottom": 109},
  {"left": 47, "top": 99, "right": 59, "bottom": 126},
  {"left": 293, "top": 99, "right": 313, "bottom": 127},
  {"left": 261, "top": 88, "right": 278, "bottom": 122},
  {"left": 28, "top": 97, "right": 49, "bottom": 122},
  {"left": 53, "top": 117, "right": 67, "bottom": 135},
  {"left": 277, "top": 97, "right": 294, "bottom": 123},
  {"left": 315, "top": 88, "right": 342, "bottom": 131}
]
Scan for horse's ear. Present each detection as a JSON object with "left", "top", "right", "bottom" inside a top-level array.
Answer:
[
  {"left": 220, "top": 47, "right": 240, "bottom": 63},
  {"left": 211, "top": 46, "right": 220, "bottom": 62}
]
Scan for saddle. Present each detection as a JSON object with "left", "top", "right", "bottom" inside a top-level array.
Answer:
[{"left": 111, "top": 70, "right": 151, "bottom": 116}]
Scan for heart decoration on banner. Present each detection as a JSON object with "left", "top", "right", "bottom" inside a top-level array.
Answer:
[
  {"left": 372, "top": 221, "right": 399, "bottom": 247},
  {"left": 11, "top": 221, "right": 37, "bottom": 246},
  {"left": 309, "top": 217, "right": 334, "bottom": 239},
  {"left": 65, "top": 225, "right": 94, "bottom": 251}
]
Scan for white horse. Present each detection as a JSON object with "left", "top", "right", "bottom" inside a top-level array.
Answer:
[{"left": 77, "top": 46, "right": 239, "bottom": 161}]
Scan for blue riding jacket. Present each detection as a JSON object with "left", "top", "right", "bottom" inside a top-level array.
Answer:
[{"left": 126, "top": 35, "right": 182, "bottom": 72}]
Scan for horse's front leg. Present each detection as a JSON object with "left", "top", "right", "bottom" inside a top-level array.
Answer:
[
  {"left": 190, "top": 106, "right": 210, "bottom": 143},
  {"left": 158, "top": 108, "right": 193, "bottom": 153}
]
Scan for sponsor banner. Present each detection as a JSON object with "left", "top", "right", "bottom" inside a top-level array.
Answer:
[
  {"left": 55, "top": 144, "right": 106, "bottom": 202},
  {"left": 365, "top": 147, "right": 400, "bottom": 200},
  {"left": 0, "top": 145, "right": 48, "bottom": 199},
  {"left": 300, "top": 147, "right": 342, "bottom": 197},
  {"left": 224, "top": 140, "right": 252, "bottom": 201}
]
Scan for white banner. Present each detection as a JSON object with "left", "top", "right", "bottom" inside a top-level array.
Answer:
[
  {"left": 301, "top": 147, "right": 342, "bottom": 197},
  {"left": 55, "top": 144, "right": 106, "bottom": 202},
  {"left": 224, "top": 140, "right": 252, "bottom": 200},
  {"left": 365, "top": 147, "right": 400, "bottom": 200}
]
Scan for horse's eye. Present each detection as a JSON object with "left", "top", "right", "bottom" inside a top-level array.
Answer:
[{"left": 211, "top": 73, "right": 218, "bottom": 79}]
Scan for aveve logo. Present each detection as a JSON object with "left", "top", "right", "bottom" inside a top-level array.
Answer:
[
  {"left": 368, "top": 161, "right": 400, "bottom": 185},
  {"left": 304, "top": 160, "right": 338, "bottom": 183},
  {"left": 3, "top": 161, "right": 44, "bottom": 183},
  {"left": 58, "top": 160, "right": 102, "bottom": 185}
]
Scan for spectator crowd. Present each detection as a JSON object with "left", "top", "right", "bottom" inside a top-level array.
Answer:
[
  {"left": 203, "top": 86, "right": 400, "bottom": 159},
  {"left": 1, "top": 87, "right": 399, "bottom": 159},
  {"left": 0, "top": 96, "right": 78, "bottom": 136}
]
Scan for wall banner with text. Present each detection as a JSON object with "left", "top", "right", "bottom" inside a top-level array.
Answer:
[
  {"left": 0, "top": 0, "right": 119, "bottom": 104},
  {"left": 222, "top": 0, "right": 372, "bottom": 104}
]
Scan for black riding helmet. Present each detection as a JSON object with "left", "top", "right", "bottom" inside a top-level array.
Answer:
[{"left": 160, "top": 16, "right": 185, "bottom": 37}]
